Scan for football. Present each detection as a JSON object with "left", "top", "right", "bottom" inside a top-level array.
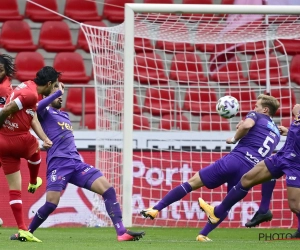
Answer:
[{"left": 216, "top": 95, "right": 239, "bottom": 119}]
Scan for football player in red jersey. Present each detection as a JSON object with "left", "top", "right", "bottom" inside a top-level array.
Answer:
[{"left": 0, "top": 66, "right": 60, "bottom": 242}]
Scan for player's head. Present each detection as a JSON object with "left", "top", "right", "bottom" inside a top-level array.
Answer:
[
  {"left": 255, "top": 94, "right": 280, "bottom": 117},
  {"left": 50, "top": 82, "right": 64, "bottom": 110},
  {"left": 34, "top": 66, "right": 61, "bottom": 96},
  {"left": 0, "top": 54, "right": 16, "bottom": 83}
]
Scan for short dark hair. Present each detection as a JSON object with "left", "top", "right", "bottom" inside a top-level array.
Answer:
[
  {"left": 34, "top": 66, "right": 61, "bottom": 86},
  {"left": 0, "top": 54, "right": 16, "bottom": 78}
]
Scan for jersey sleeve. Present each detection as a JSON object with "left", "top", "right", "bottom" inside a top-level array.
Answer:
[
  {"left": 37, "top": 90, "right": 62, "bottom": 118},
  {"left": 15, "top": 89, "right": 37, "bottom": 110},
  {"left": 245, "top": 111, "right": 258, "bottom": 122}
]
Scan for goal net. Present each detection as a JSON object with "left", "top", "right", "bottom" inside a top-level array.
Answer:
[{"left": 82, "top": 4, "right": 299, "bottom": 228}]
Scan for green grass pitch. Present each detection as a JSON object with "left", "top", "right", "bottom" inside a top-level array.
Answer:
[{"left": 0, "top": 227, "right": 299, "bottom": 250}]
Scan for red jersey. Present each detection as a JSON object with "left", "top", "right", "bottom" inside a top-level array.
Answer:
[
  {"left": 0, "top": 76, "right": 13, "bottom": 108},
  {"left": 0, "top": 81, "right": 38, "bottom": 135}
]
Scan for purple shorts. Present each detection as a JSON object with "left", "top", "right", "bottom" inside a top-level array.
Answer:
[
  {"left": 199, "top": 154, "right": 253, "bottom": 190},
  {"left": 47, "top": 157, "right": 103, "bottom": 192},
  {"left": 265, "top": 154, "right": 300, "bottom": 188}
]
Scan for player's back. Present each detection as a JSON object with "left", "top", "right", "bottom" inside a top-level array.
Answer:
[
  {"left": 0, "top": 76, "right": 12, "bottom": 108},
  {"left": 277, "top": 117, "right": 300, "bottom": 162},
  {"left": 0, "top": 81, "right": 38, "bottom": 135},
  {"left": 231, "top": 111, "right": 280, "bottom": 166}
]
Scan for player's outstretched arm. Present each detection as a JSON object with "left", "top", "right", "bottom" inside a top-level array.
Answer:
[
  {"left": 226, "top": 118, "right": 255, "bottom": 144},
  {"left": 36, "top": 90, "right": 62, "bottom": 117},
  {"left": 31, "top": 113, "right": 53, "bottom": 149},
  {"left": 0, "top": 101, "right": 19, "bottom": 127}
]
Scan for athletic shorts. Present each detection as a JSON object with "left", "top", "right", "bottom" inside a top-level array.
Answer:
[
  {"left": 0, "top": 133, "right": 39, "bottom": 175},
  {"left": 199, "top": 154, "right": 253, "bottom": 190},
  {"left": 47, "top": 157, "right": 103, "bottom": 192},
  {"left": 265, "top": 154, "right": 300, "bottom": 188}
]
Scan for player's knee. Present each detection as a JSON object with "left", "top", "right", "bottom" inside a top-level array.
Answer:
[
  {"left": 188, "top": 173, "right": 203, "bottom": 190},
  {"left": 240, "top": 174, "right": 252, "bottom": 188},
  {"left": 288, "top": 199, "right": 300, "bottom": 214}
]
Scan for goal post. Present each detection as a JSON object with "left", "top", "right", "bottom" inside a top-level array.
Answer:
[{"left": 82, "top": 3, "right": 300, "bottom": 228}]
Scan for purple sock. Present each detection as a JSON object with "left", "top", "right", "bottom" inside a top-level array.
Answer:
[
  {"left": 214, "top": 181, "right": 250, "bottom": 218},
  {"left": 102, "top": 187, "right": 126, "bottom": 236},
  {"left": 153, "top": 182, "right": 192, "bottom": 211},
  {"left": 200, "top": 212, "right": 228, "bottom": 236},
  {"left": 258, "top": 180, "right": 276, "bottom": 214},
  {"left": 29, "top": 201, "right": 57, "bottom": 233},
  {"left": 297, "top": 213, "right": 300, "bottom": 231}
]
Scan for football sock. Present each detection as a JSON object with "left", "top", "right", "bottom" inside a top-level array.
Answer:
[
  {"left": 297, "top": 213, "right": 300, "bottom": 232},
  {"left": 102, "top": 187, "right": 127, "bottom": 236},
  {"left": 28, "top": 150, "right": 41, "bottom": 185},
  {"left": 214, "top": 181, "right": 250, "bottom": 218},
  {"left": 153, "top": 182, "right": 192, "bottom": 211},
  {"left": 9, "top": 190, "right": 27, "bottom": 230},
  {"left": 29, "top": 201, "right": 57, "bottom": 233},
  {"left": 258, "top": 179, "right": 276, "bottom": 214},
  {"left": 200, "top": 212, "right": 228, "bottom": 236}
]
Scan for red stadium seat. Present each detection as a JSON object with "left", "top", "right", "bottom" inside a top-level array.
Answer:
[
  {"left": 77, "top": 21, "right": 107, "bottom": 52},
  {"left": 275, "top": 23, "right": 300, "bottom": 55},
  {"left": 199, "top": 115, "right": 230, "bottom": 131},
  {"left": 156, "top": 22, "right": 194, "bottom": 53},
  {"left": 159, "top": 114, "right": 190, "bottom": 130},
  {"left": 80, "top": 113, "right": 110, "bottom": 130},
  {"left": 169, "top": 53, "right": 207, "bottom": 84},
  {"left": 15, "top": 52, "right": 45, "bottom": 82},
  {"left": 53, "top": 52, "right": 90, "bottom": 84},
  {"left": 249, "top": 54, "right": 288, "bottom": 86},
  {"left": 103, "top": 0, "right": 134, "bottom": 23},
  {"left": 65, "top": 88, "right": 95, "bottom": 115},
  {"left": 0, "top": 0, "right": 23, "bottom": 21},
  {"left": 225, "top": 86, "right": 257, "bottom": 115},
  {"left": 119, "top": 115, "right": 151, "bottom": 130},
  {"left": 290, "top": 55, "right": 300, "bottom": 85},
  {"left": 280, "top": 117, "right": 293, "bottom": 128},
  {"left": 209, "top": 56, "right": 247, "bottom": 84},
  {"left": 104, "top": 88, "right": 141, "bottom": 115},
  {"left": 182, "top": 0, "right": 218, "bottom": 21},
  {"left": 25, "top": 0, "right": 62, "bottom": 22},
  {"left": 0, "top": 21, "right": 37, "bottom": 52},
  {"left": 236, "top": 41, "right": 267, "bottom": 54},
  {"left": 92, "top": 54, "right": 124, "bottom": 84},
  {"left": 143, "top": 88, "right": 179, "bottom": 116},
  {"left": 183, "top": 86, "right": 217, "bottom": 115},
  {"left": 39, "top": 21, "right": 75, "bottom": 52},
  {"left": 221, "top": 0, "right": 235, "bottom": 4},
  {"left": 268, "top": 88, "right": 296, "bottom": 116},
  {"left": 144, "top": 0, "right": 173, "bottom": 3},
  {"left": 64, "top": 0, "right": 101, "bottom": 21},
  {"left": 134, "top": 52, "right": 168, "bottom": 85}
]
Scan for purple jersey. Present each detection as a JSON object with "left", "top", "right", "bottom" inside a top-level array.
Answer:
[
  {"left": 231, "top": 111, "right": 280, "bottom": 166},
  {"left": 37, "top": 90, "right": 81, "bottom": 165},
  {"left": 276, "top": 114, "right": 300, "bottom": 162}
]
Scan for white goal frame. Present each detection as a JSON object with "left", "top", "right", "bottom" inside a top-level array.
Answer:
[{"left": 122, "top": 3, "right": 300, "bottom": 227}]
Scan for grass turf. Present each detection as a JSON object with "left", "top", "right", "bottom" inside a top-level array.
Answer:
[{"left": 0, "top": 227, "right": 299, "bottom": 250}]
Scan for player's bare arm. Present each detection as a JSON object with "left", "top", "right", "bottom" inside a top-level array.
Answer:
[
  {"left": 226, "top": 118, "right": 255, "bottom": 144},
  {"left": 292, "top": 104, "right": 300, "bottom": 118},
  {"left": 31, "top": 113, "right": 53, "bottom": 149},
  {"left": 0, "top": 101, "right": 19, "bottom": 127}
]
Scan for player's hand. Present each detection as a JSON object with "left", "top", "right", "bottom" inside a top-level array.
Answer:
[
  {"left": 59, "top": 82, "right": 64, "bottom": 95},
  {"left": 226, "top": 137, "right": 237, "bottom": 144},
  {"left": 42, "top": 138, "right": 53, "bottom": 149},
  {"left": 292, "top": 104, "right": 300, "bottom": 117},
  {"left": 236, "top": 120, "right": 244, "bottom": 129},
  {"left": 278, "top": 125, "right": 288, "bottom": 136}
]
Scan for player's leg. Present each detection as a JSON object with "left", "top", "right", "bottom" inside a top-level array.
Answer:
[
  {"left": 285, "top": 166, "right": 300, "bottom": 238},
  {"left": 69, "top": 160, "right": 145, "bottom": 241},
  {"left": 25, "top": 135, "right": 42, "bottom": 193},
  {"left": 245, "top": 179, "right": 275, "bottom": 228},
  {"left": 196, "top": 182, "right": 234, "bottom": 242},
  {"left": 199, "top": 160, "right": 274, "bottom": 223},
  {"left": 141, "top": 157, "right": 228, "bottom": 220},
  {"left": 28, "top": 191, "right": 60, "bottom": 234}
]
